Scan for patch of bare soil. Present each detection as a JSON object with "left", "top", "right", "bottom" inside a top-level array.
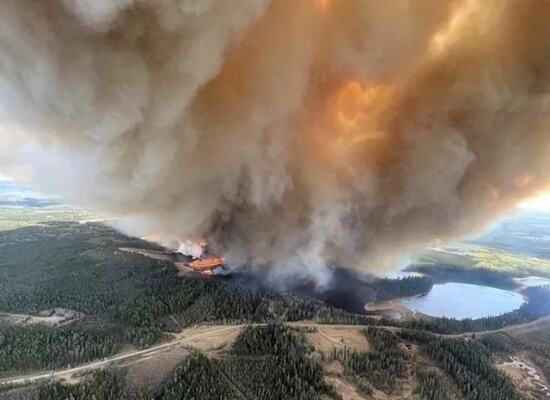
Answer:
[
  {"left": 120, "top": 325, "right": 244, "bottom": 392},
  {"left": 364, "top": 299, "right": 417, "bottom": 321},
  {"left": 0, "top": 308, "right": 82, "bottom": 327},
  {"left": 497, "top": 354, "right": 550, "bottom": 400},
  {"left": 331, "top": 334, "right": 443, "bottom": 400},
  {"left": 322, "top": 360, "right": 366, "bottom": 400},
  {"left": 120, "top": 346, "right": 189, "bottom": 392},
  {"left": 176, "top": 324, "right": 245, "bottom": 353},
  {"left": 306, "top": 326, "right": 370, "bottom": 354},
  {"left": 326, "top": 375, "right": 367, "bottom": 400},
  {"left": 388, "top": 342, "right": 420, "bottom": 400},
  {"left": 315, "top": 329, "right": 420, "bottom": 400}
]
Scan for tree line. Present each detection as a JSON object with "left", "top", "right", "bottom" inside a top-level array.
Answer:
[{"left": 373, "top": 276, "right": 433, "bottom": 302}]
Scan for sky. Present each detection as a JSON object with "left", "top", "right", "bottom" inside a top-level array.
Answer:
[
  {"left": 518, "top": 192, "right": 550, "bottom": 211},
  {"left": 0, "top": 173, "right": 60, "bottom": 207},
  {"left": 2, "top": 171, "right": 550, "bottom": 211}
]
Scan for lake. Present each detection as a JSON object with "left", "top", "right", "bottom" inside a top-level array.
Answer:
[{"left": 403, "top": 282, "right": 525, "bottom": 320}]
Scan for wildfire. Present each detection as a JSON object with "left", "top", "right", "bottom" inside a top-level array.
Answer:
[
  {"left": 188, "top": 257, "right": 226, "bottom": 271},
  {"left": 177, "top": 238, "right": 207, "bottom": 259},
  {"left": 179, "top": 238, "right": 226, "bottom": 274}
]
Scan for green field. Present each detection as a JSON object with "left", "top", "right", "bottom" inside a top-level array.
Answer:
[
  {"left": 417, "top": 247, "right": 550, "bottom": 279},
  {"left": 0, "top": 206, "right": 99, "bottom": 231}
]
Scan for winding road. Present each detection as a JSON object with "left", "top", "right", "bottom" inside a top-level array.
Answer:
[
  {"left": 0, "top": 325, "right": 243, "bottom": 387},
  {"left": 1, "top": 316, "right": 549, "bottom": 388}
]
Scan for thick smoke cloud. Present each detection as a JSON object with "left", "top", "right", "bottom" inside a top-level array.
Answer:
[{"left": 1, "top": 0, "right": 549, "bottom": 283}]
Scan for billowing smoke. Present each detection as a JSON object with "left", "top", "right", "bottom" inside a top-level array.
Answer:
[{"left": 1, "top": 0, "right": 550, "bottom": 284}]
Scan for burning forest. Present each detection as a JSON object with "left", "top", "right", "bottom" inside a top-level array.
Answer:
[
  {"left": 1, "top": 0, "right": 550, "bottom": 283},
  {"left": 122, "top": 237, "right": 226, "bottom": 275}
]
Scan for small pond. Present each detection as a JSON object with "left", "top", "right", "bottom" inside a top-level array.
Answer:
[{"left": 403, "top": 282, "right": 525, "bottom": 320}]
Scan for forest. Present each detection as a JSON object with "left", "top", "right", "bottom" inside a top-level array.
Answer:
[
  {"left": 415, "top": 370, "right": 459, "bottom": 400},
  {"left": 410, "top": 265, "right": 518, "bottom": 290},
  {"left": 399, "top": 330, "right": 523, "bottom": 400},
  {"left": 34, "top": 324, "right": 337, "bottom": 400},
  {"left": 324, "top": 326, "right": 526, "bottom": 400},
  {"left": 0, "top": 223, "right": 350, "bottom": 375},
  {"left": 326, "top": 327, "right": 407, "bottom": 394},
  {"left": 26, "top": 323, "right": 532, "bottom": 400},
  {"left": 373, "top": 276, "right": 433, "bottom": 302},
  {"left": 0, "top": 322, "right": 159, "bottom": 376},
  {"left": 1, "top": 222, "right": 550, "bottom": 399}
]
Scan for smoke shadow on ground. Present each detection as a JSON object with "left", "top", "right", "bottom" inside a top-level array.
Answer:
[{"left": 215, "top": 267, "right": 377, "bottom": 314}]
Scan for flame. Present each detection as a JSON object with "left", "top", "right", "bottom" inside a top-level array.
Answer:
[{"left": 188, "top": 256, "right": 226, "bottom": 271}]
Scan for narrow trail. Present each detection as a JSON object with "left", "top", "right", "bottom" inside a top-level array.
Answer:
[{"left": 445, "top": 315, "right": 550, "bottom": 338}]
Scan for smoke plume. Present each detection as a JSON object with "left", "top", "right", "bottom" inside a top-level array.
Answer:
[{"left": 1, "top": 0, "right": 550, "bottom": 283}]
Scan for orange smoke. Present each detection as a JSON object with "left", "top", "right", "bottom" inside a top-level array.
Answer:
[
  {"left": 318, "top": 80, "right": 395, "bottom": 166},
  {"left": 313, "top": 0, "right": 331, "bottom": 11},
  {"left": 515, "top": 174, "right": 534, "bottom": 190},
  {"left": 487, "top": 184, "right": 501, "bottom": 202},
  {"left": 333, "top": 81, "right": 393, "bottom": 135},
  {"left": 3, "top": 0, "right": 550, "bottom": 281}
]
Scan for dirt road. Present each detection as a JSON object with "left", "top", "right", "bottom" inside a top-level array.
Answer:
[
  {"left": 445, "top": 315, "right": 550, "bottom": 338},
  {"left": 2, "top": 316, "right": 549, "bottom": 388},
  {"left": 0, "top": 325, "right": 243, "bottom": 387}
]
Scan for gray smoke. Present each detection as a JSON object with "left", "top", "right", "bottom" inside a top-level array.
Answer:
[{"left": 1, "top": 0, "right": 549, "bottom": 284}]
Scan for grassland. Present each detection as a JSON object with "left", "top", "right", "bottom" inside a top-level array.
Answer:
[
  {"left": 416, "top": 247, "right": 550, "bottom": 279},
  {"left": 0, "top": 206, "right": 100, "bottom": 231}
]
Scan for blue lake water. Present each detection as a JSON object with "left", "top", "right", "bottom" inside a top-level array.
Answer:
[{"left": 403, "top": 282, "right": 525, "bottom": 320}]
